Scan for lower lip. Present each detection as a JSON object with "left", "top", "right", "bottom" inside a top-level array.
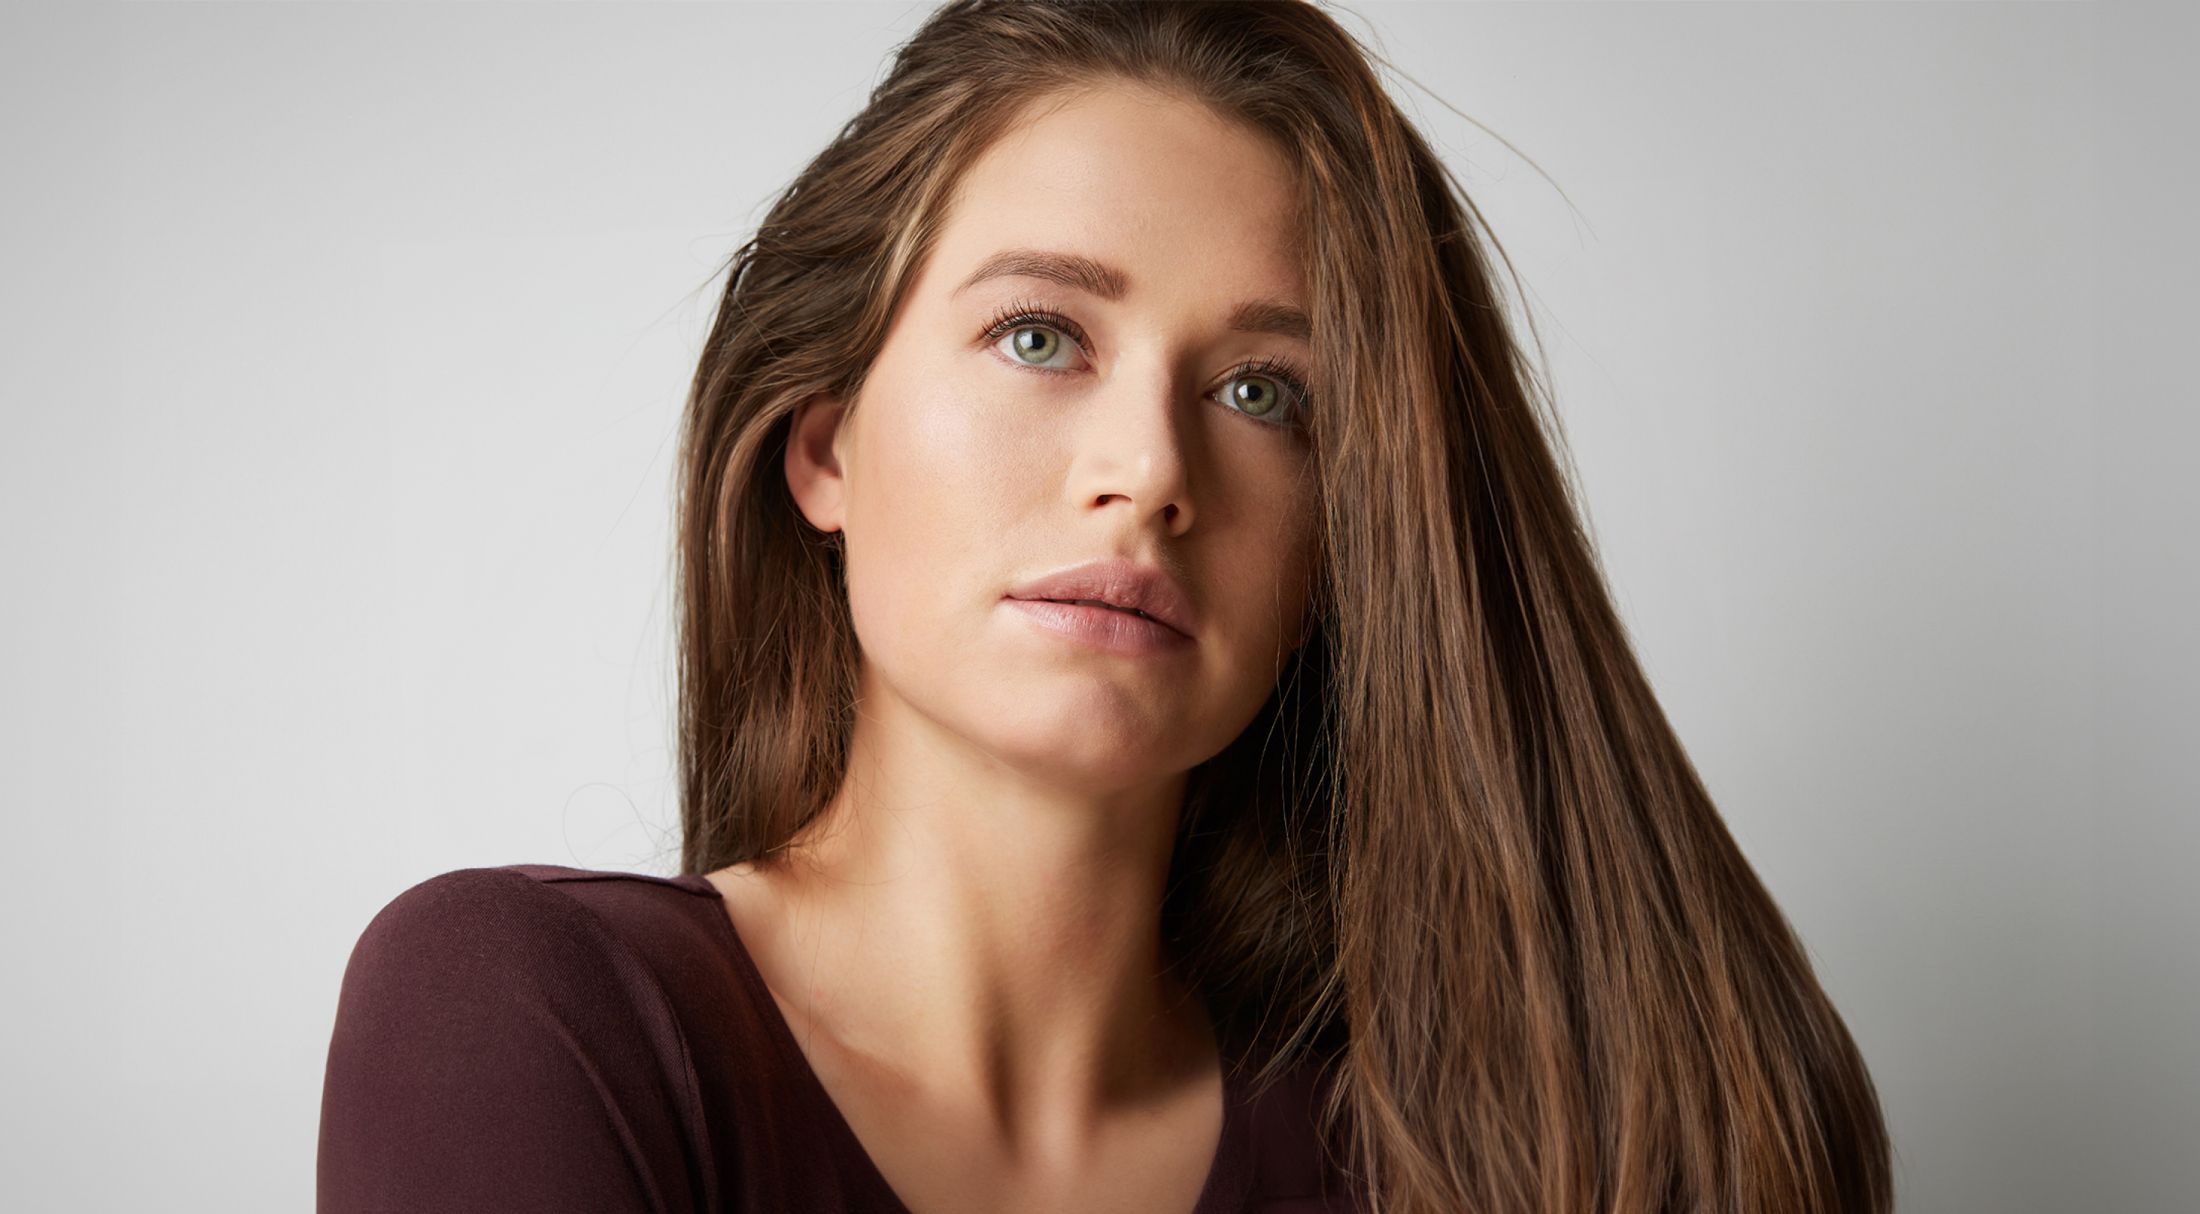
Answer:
[{"left": 1002, "top": 598, "right": 1196, "bottom": 657}]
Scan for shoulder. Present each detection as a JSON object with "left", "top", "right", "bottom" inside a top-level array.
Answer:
[
  {"left": 1236, "top": 1050, "right": 1369, "bottom": 1210},
  {"left": 327, "top": 863, "right": 736, "bottom": 1112},
  {"left": 320, "top": 865, "right": 712, "bottom": 1210},
  {"left": 350, "top": 864, "right": 576, "bottom": 950},
  {"left": 358, "top": 861, "right": 705, "bottom": 930},
  {"left": 345, "top": 864, "right": 710, "bottom": 983},
  {"left": 331, "top": 864, "right": 690, "bottom": 1063},
  {"left": 332, "top": 862, "right": 770, "bottom": 1082}
]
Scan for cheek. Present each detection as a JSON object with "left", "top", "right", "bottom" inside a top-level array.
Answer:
[
  {"left": 839, "top": 373, "right": 1027, "bottom": 661},
  {"left": 1247, "top": 536, "right": 1318, "bottom": 676},
  {"left": 1219, "top": 455, "right": 1321, "bottom": 638},
  {"left": 1280, "top": 500, "right": 1321, "bottom": 632}
]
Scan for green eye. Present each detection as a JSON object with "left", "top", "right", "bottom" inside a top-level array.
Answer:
[
  {"left": 979, "top": 301, "right": 1314, "bottom": 431},
  {"left": 1007, "top": 326, "right": 1063, "bottom": 365},
  {"left": 1227, "top": 375, "right": 1285, "bottom": 419},
  {"left": 1217, "top": 359, "right": 1313, "bottom": 428},
  {"left": 981, "top": 302, "right": 1088, "bottom": 370}
]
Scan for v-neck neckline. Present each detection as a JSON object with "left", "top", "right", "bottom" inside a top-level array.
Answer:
[{"left": 673, "top": 872, "right": 1254, "bottom": 1212}]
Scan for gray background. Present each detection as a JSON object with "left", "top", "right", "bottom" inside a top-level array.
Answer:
[{"left": 2, "top": 1, "right": 2190, "bottom": 1210}]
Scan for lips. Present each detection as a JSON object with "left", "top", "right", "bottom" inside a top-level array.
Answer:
[
  {"left": 1002, "top": 557, "right": 1197, "bottom": 639},
  {"left": 1047, "top": 597, "right": 1149, "bottom": 617}
]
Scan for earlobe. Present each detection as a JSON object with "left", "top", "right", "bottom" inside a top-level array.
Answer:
[{"left": 783, "top": 391, "right": 850, "bottom": 534}]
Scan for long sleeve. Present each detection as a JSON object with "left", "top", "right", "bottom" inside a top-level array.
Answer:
[{"left": 316, "top": 868, "right": 707, "bottom": 1214}]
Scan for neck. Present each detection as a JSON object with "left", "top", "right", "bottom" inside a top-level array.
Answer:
[{"left": 742, "top": 676, "right": 1216, "bottom": 1133}]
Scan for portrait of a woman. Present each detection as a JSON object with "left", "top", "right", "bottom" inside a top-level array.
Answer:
[{"left": 316, "top": 2, "right": 1893, "bottom": 1211}]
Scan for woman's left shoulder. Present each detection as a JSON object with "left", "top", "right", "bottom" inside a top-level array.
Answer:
[{"left": 1235, "top": 1051, "right": 1368, "bottom": 1210}]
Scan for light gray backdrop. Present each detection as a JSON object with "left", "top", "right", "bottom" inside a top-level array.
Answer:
[{"left": 2, "top": 1, "right": 2189, "bottom": 1210}]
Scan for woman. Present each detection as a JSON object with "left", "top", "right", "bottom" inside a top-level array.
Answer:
[{"left": 318, "top": 2, "right": 1893, "bottom": 1212}]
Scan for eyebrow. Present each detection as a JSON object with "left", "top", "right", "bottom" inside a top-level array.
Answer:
[{"left": 951, "top": 247, "right": 1312, "bottom": 343}]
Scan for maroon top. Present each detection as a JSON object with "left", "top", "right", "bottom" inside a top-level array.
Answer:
[{"left": 317, "top": 864, "right": 1366, "bottom": 1212}]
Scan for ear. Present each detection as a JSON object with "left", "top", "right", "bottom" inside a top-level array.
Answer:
[{"left": 783, "top": 391, "right": 850, "bottom": 534}]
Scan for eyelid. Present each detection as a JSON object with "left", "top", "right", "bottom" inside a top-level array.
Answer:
[{"left": 977, "top": 300, "right": 1315, "bottom": 427}]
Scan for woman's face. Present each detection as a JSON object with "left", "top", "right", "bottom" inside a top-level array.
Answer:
[{"left": 786, "top": 81, "right": 1319, "bottom": 792}]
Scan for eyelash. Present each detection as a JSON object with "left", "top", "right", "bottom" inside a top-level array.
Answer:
[{"left": 977, "top": 298, "right": 1315, "bottom": 429}]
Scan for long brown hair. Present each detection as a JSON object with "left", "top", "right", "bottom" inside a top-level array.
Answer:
[{"left": 671, "top": 2, "right": 1892, "bottom": 1210}]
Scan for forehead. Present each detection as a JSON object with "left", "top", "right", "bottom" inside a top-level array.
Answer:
[{"left": 924, "top": 83, "right": 1306, "bottom": 306}]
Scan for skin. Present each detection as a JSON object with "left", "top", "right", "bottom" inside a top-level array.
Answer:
[{"left": 706, "top": 79, "right": 1320, "bottom": 1213}]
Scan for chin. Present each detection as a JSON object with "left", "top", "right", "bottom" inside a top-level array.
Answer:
[{"left": 969, "top": 710, "right": 1185, "bottom": 791}]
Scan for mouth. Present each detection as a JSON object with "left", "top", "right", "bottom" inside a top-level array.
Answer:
[
  {"left": 1001, "top": 595, "right": 1196, "bottom": 656},
  {"left": 1001, "top": 557, "right": 1198, "bottom": 640},
  {"left": 1039, "top": 597, "right": 1162, "bottom": 623}
]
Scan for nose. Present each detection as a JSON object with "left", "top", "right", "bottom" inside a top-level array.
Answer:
[{"left": 1067, "top": 362, "right": 1196, "bottom": 537}]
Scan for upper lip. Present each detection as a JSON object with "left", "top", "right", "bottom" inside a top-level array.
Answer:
[{"left": 1004, "top": 557, "right": 1197, "bottom": 639}]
